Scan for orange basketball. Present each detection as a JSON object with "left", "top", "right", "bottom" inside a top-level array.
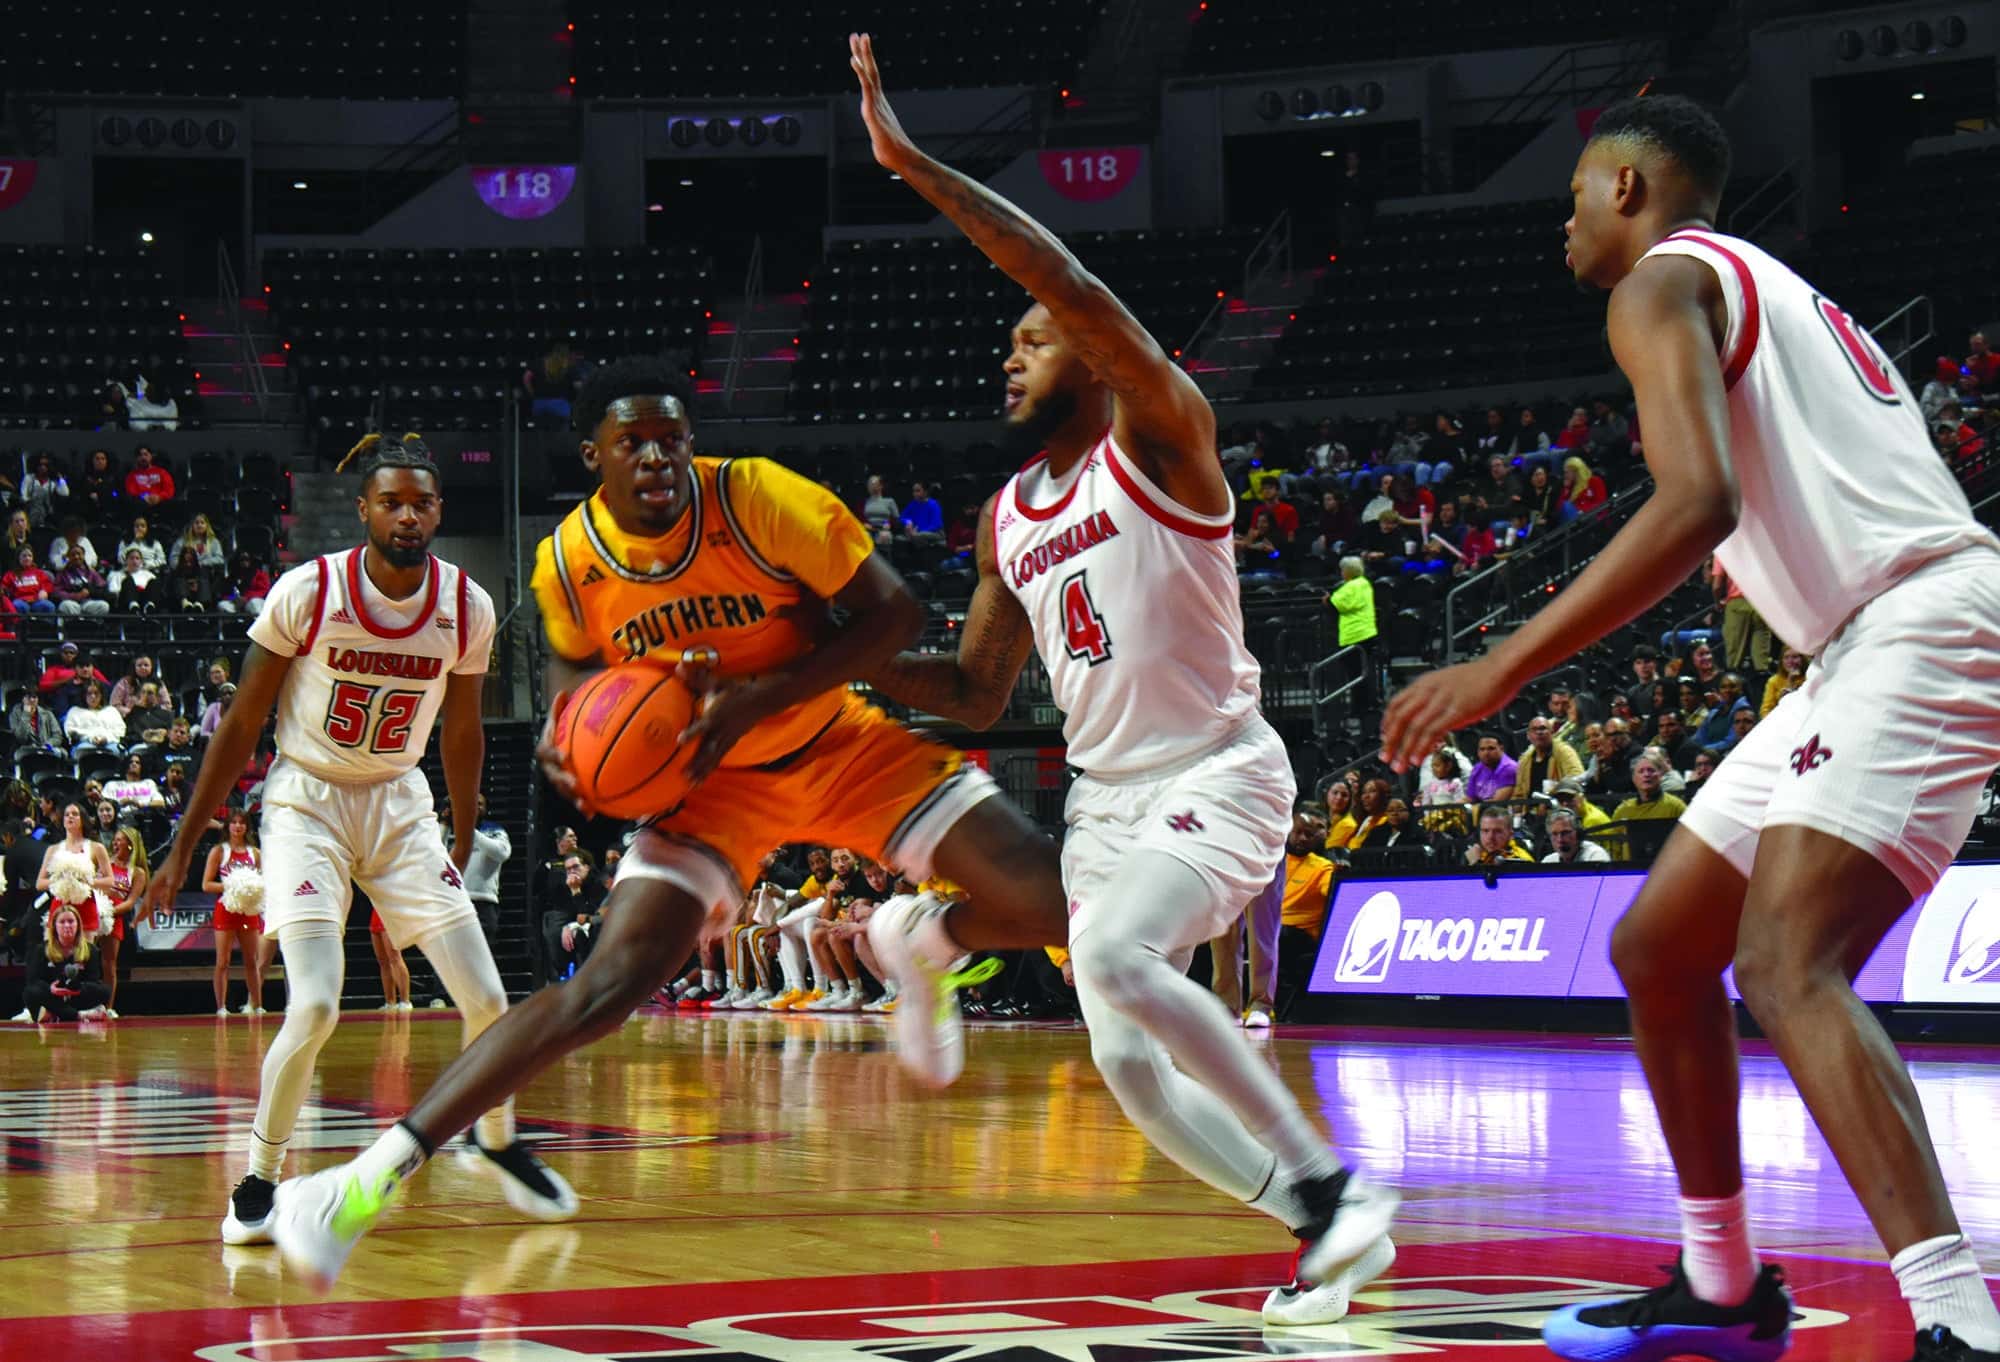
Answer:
[{"left": 552, "top": 664, "right": 700, "bottom": 819}]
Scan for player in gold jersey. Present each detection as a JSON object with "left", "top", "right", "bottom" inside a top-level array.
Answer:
[{"left": 267, "top": 357, "right": 1071, "bottom": 1289}]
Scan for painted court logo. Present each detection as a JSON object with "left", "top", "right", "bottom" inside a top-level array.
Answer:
[
  {"left": 1946, "top": 892, "right": 2000, "bottom": 986},
  {"left": 1336, "top": 890, "right": 1401, "bottom": 984},
  {"left": 1789, "top": 734, "right": 1833, "bottom": 775}
]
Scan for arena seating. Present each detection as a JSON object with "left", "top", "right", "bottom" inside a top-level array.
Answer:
[
  {"left": 263, "top": 244, "right": 712, "bottom": 431},
  {"left": 1253, "top": 200, "right": 1604, "bottom": 399},
  {"left": 1, "top": 2, "right": 462, "bottom": 100},
  {"left": 788, "top": 228, "right": 1261, "bottom": 423},
  {"left": 0, "top": 248, "right": 194, "bottom": 430},
  {"left": 572, "top": 0, "right": 1105, "bottom": 97}
]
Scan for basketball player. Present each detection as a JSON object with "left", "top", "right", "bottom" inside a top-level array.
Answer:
[
  {"left": 847, "top": 33, "right": 1396, "bottom": 1325},
  {"left": 142, "top": 434, "right": 576, "bottom": 1247},
  {"left": 1376, "top": 97, "right": 2000, "bottom": 1362},
  {"left": 266, "top": 357, "right": 1072, "bottom": 1287}
]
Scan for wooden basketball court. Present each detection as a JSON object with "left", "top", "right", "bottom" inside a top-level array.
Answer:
[{"left": 3, "top": 1008, "right": 1995, "bottom": 1359}]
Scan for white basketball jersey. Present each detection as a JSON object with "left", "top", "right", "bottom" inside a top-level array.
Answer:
[
  {"left": 993, "top": 431, "right": 1260, "bottom": 778},
  {"left": 1639, "top": 228, "right": 1997, "bottom": 653},
  {"left": 248, "top": 548, "right": 495, "bottom": 784}
]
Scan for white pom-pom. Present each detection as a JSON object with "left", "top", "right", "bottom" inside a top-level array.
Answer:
[
  {"left": 47, "top": 850, "right": 95, "bottom": 907},
  {"left": 221, "top": 864, "right": 265, "bottom": 915}
]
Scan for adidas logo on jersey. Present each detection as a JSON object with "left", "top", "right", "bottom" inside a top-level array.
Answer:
[
  {"left": 580, "top": 564, "right": 606, "bottom": 586},
  {"left": 293, "top": 880, "right": 318, "bottom": 897},
  {"left": 326, "top": 607, "right": 355, "bottom": 625}
]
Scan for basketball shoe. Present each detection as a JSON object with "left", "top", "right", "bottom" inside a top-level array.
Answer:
[
  {"left": 454, "top": 1132, "right": 578, "bottom": 1220},
  {"left": 1291, "top": 1166, "right": 1401, "bottom": 1288},
  {"left": 868, "top": 894, "right": 1001, "bottom": 1088},
  {"left": 1264, "top": 1233, "right": 1396, "bottom": 1325},
  {"left": 270, "top": 1161, "right": 394, "bottom": 1290},
  {"left": 1908, "top": 1327, "right": 2000, "bottom": 1362},
  {"left": 220, "top": 1173, "right": 277, "bottom": 1244},
  {"left": 1542, "top": 1260, "right": 1792, "bottom": 1362}
]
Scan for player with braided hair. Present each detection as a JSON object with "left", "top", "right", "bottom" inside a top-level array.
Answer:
[{"left": 145, "top": 430, "right": 577, "bottom": 1249}]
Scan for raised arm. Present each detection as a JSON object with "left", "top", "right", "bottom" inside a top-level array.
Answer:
[
  {"left": 1380, "top": 254, "right": 1739, "bottom": 769},
  {"left": 866, "top": 492, "right": 1036, "bottom": 729},
  {"left": 849, "top": 34, "right": 1222, "bottom": 511}
]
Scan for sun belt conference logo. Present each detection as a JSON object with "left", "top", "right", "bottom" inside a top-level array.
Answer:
[
  {"left": 1946, "top": 892, "right": 2000, "bottom": 986},
  {"left": 1335, "top": 890, "right": 1401, "bottom": 984}
]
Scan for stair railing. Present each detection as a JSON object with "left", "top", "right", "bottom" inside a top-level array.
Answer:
[
  {"left": 216, "top": 240, "right": 272, "bottom": 421},
  {"left": 723, "top": 235, "right": 764, "bottom": 412}
]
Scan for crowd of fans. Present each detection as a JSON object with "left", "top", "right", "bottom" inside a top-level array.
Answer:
[{"left": 0, "top": 447, "right": 276, "bottom": 638}]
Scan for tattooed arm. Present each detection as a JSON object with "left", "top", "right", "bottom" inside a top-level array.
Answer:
[
  {"left": 848, "top": 33, "right": 1225, "bottom": 517},
  {"left": 867, "top": 493, "right": 1036, "bottom": 729}
]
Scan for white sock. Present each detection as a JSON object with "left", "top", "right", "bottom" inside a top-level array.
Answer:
[
  {"left": 1894, "top": 1234, "right": 2000, "bottom": 1351},
  {"left": 351, "top": 1122, "right": 429, "bottom": 1198},
  {"left": 1247, "top": 1153, "right": 1326, "bottom": 1233},
  {"left": 1679, "top": 1190, "right": 1760, "bottom": 1306},
  {"left": 909, "top": 895, "right": 967, "bottom": 970},
  {"left": 701, "top": 968, "right": 720, "bottom": 991},
  {"left": 248, "top": 1128, "right": 287, "bottom": 1182}
]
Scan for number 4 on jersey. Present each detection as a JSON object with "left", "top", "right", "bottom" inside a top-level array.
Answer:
[{"left": 1060, "top": 571, "right": 1113, "bottom": 665}]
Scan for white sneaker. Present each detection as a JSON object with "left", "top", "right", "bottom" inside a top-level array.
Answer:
[
  {"left": 868, "top": 895, "right": 999, "bottom": 1088},
  {"left": 238, "top": 1001, "right": 256, "bottom": 1015},
  {"left": 1263, "top": 1234, "right": 1396, "bottom": 1326},
  {"left": 742, "top": 988, "right": 775, "bottom": 1008},
  {"left": 9, "top": 1009, "right": 32, "bottom": 1023},
  {"left": 380, "top": 1002, "right": 398, "bottom": 1012},
  {"left": 78, "top": 1006, "right": 109, "bottom": 1021},
  {"left": 397, "top": 1001, "right": 415, "bottom": 1011},
  {"left": 804, "top": 987, "right": 846, "bottom": 1011},
  {"left": 1244, "top": 1006, "right": 1273, "bottom": 1029},
  {"left": 216, "top": 1008, "right": 231, "bottom": 1017},
  {"left": 862, "top": 984, "right": 899, "bottom": 1013},
  {"left": 831, "top": 986, "right": 865, "bottom": 1011},
  {"left": 455, "top": 1134, "right": 579, "bottom": 1220},
  {"left": 714, "top": 988, "right": 750, "bottom": 1010},
  {"left": 104, "top": 1008, "right": 119, "bottom": 1020},
  {"left": 1295, "top": 1170, "right": 1401, "bottom": 1287},
  {"left": 270, "top": 1161, "right": 396, "bottom": 1291}
]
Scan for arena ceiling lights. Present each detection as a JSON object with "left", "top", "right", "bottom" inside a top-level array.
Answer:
[
  {"left": 1254, "top": 82, "right": 1385, "bottom": 123},
  {"left": 97, "top": 113, "right": 240, "bottom": 154},
  {"left": 1832, "top": 13, "right": 1968, "bottom": 60},
  {"left": 666, "top": 114, "right": 803, "bottom": 149}
]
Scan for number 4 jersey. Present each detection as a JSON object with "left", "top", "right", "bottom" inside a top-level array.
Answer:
[
  {"left": 993, "top": 431, "right": 1260, "bottom": 778},
  {"left": 250, "top": 548, "right": 496, "bottom": 783},
  {"left": 1637, "top": 228, "right": 1997, "bottom": 653}
]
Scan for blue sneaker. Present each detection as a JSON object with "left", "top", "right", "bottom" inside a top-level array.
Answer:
[{"left": 1543, "top": 1260, "right": 1792, "bottom": 1362}]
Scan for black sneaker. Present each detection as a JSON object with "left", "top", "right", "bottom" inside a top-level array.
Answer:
[
  {"left": 455, "top": 1133, "right": 579, "bottom": 1221},
  {"left": 1292, "top": 1166, "right": 1401, "bottom": 1286},
  {"left": 220, "top": 1173, "right": 277, "bottom": 1245},
  {"left": 1911, "top": 1326, "right": 2000, "bottom": 1362},
  {"left": 1543, "top": 1260, "right": 1793, "bottom": 1362}
]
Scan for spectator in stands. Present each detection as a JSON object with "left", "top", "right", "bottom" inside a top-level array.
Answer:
[
  {"left": 109, "top": 655, "right": 159, "bottom": 716},
  {"left": 542, "top": 850, "right": 603, "bottom": 980},
  {"left": 159, "top": 716, "right": 199, "bottom": 771},
  {"left": 1609, "top": 751, "right": 1687, "bottom": 860},
  {"left": 51, "top": 544, "right": 109, "bottom": 619},
  {"left": 1587, "top": 398, "right": 1631, "bottom": 460},
  {"left": 1711, "top": 560, "right": 1773, "bottom": 673},
  {"left": 166, "top": 546, "right": 212, "bottom": 612},
  {"left": 1484, "top": 455, "right": 1526, "bottom": 517},
  {"left": 47, "top": 518, "right": 98, "bottom": 572},
  {"left": 1525, "top": 464, "right": 1561, "bottom": 527},
  {"left": 122, "top": 685, "right": 173, "bottom": 754},
  {"left": 1372, "top": 798, "right": 1428, "bottom": 851},
  {"left": 1360, "top": 471, "right": 1397, "bottom": 525},
  {"left": 1464, "top": 734, "right": 1519, "bottom": 804},
  {"left": 455, "top": 793, "right": 510, "bottom": 948},
  {"left": 1345, "top": 778, "right": 1395, "bottom": 848},
  {"left": 38, "top": 640, "right": 106, "bottom": 712},
  {"left": 860, "top": 475, "right": 900, "bottom": 544},
  {"left": 20, "top": 454, "right": 69, "bottom": 528},
  {"left": 900, "top": 481, "right": 944, "bottom": 544},
  {"left": 1967, "top": 332, "right": 2000, "bottom": 391},
  {"left": 1236, "top": 505, "right": 1285, "bottom": 574},
  {"left": 524, "top": 341, "right": 581, "bottom": 429},
  {"left": 1585, "top": 718, "right": 1637, "bottom": 802},
  {"left": 2, "top": 509, "right": 30, "bottom": 558},
  {"left": 1553, "top": 406, "right": 1591, "bottom": 451},
  {"left": 533, "top": 825, "right": 582, "bottom": 903},
  {"left": 1469, "top": 407, "right": 1505, "bottom": 460},
  {"left": 1675, "top": 676, "right": 1709, "bottom": 735},
  {"left": 1327, "top": 556, "right": 1379, "bottom": 702},
  {"left": 1387, "top": 413, "right": 1426, "bottom": 463},
  {"left": 1762, "top": 647, "right": 1808, "bottom": 716},
  {"left": 21, "top": 903, "right": 108, "bottom": 1023},
  {"left": 1274, "top": 806, "right": 1336, "bottom": 1014},
  {"left": 171, "top": 513, "right": 227, "bottom": 571},
  {"left": 122, "top": 447, "right": 175, "bottom": 507},
  {"left": 1542, "top": 808, "right": 1610, "bottom": 865},
  {"left": 117, "top": 514, "right": 166, "bottom": 574},
  {"left": 1692, "top": 672, "right": 1750, "bottom": 749},
  {"left": 1358, "top": 508, "right": 1405, "bottom": 574},
  {"left": 1293, "top": 418, "right": 1352, "bottom": 491},
  {"left": 1256, "top": 478, "right": 1301, "bottom": 541},
  {"left": 5, "top": 546, "right": 56, "bottom": 614},
  {"left": 65, "top": 683, "right": 125, "bottom": 762},
  {"left": 1628, "top": 641, "right": 1661, "bottom": 707},
  {"left": 1921, "top": 357, "right": 1960, "bottom": 422},
  {"left": 1465, "top": 803, "right": 1533, "bottom": 866},
  {"left": 1509, "top": 406, "right": 1551, "bottom": 456},
  {"left": 10, "top": 690, "right": 64, "bottom": 760},
  {"left": 1719, "top": 705, "right": 1758, "bottom": 756},
  {"left": 1935, "top": 413, "right": 1981, "bottom": 465},
  {"left": 1417, "top": 749, "right": 1470, "bottom": 837},
  {"left": 106, "top": 754, "right": 164, "bottom": 808},
  {"left": 1322, "top": 780, "right": 1358, "bottom": 849},
  {"left": 199, "top": 684, "right": 236, "bottom": 741},
  {"left": 1512, "top": 716, "right": 1582, "bottom": 799},
  {"left": 193, "top": 657, "right": 232, "bottom": 712},
  {"left": 160, "top": 763, "right": 199, "bottom": 823},
  {"left": 944, "top": 503, "right": 979, "bottom": 560},
  {"left": 1545, "top": 686, "right": 1581, "bottom": 748},
  {"left": 1552, "top": 776, "right": 1610, "bottom": 833},
  {"left": 1654, "top": 709, "right": 1701, "bottom": 769},
  {"left": 1421, "top": 413, "right": 1462, "bottom": 486},
  {"left": 1563, "top": 456, "right": 1608, "bottom": 516},
  {"left": 1684, "top": 748, "right": 1720, "bottom": 800},
  {"left": 77, "top": 449, "right": 118, "bottom": 522},
  {"left": 89, "top": 798, "right": 117, "bottom": 843},
  {"left": 1309, "top": 489, "right": 1358, "bottom": 562},
  {"left": 216, "top": 550, "right": 271, "bottom": 616},
  {"left": 108, "top": 546, "right": 161, "bottom": 614}
]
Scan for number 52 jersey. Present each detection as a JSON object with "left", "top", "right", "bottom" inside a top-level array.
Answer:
[
  {"left": 993, "top": 431, "right": 1261, "bottom": 779},
  {"left": 249, "top": 549, "right": 496, "bottom": 784}
]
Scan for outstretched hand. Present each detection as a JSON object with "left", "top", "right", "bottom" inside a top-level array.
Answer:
[
  {"left": 1378, "top": 656, "right": 1521, "bottom": 773},
  {"left": 849, "top": 33, "right": 917, "bottom": 174}
]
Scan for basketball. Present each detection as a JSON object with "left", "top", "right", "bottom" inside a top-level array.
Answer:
[{"left": 553, "top": 664, "right": 700, "bottom": 819}]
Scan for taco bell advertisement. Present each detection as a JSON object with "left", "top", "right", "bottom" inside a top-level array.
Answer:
[{"left": 1308, "top": 862, "right": 2000, "bottom": 1004}]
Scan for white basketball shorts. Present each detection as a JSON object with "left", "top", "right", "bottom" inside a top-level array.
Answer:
[
  {"left": 1063, "top": 716, "right": 1296, "bottom": 948},
  {"left": 259, "top": 757, "right": 480, "bottom": 950},
  {"left": 1680, "top": 546, "right": 2000, "bottom": 899}
]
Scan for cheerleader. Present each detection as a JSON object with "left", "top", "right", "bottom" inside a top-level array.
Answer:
[{"left": 203, "top": 809, "right": 264, "bottom": 1016}]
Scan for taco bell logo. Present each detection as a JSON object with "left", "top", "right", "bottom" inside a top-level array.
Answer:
[
  {"left": 1336, "top": 890, "right": 1401, "bottom": 984},
  {"left": 1946, "top": 892, "right": 2000, "bottom": 986}
]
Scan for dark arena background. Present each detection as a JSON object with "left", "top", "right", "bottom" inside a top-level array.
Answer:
[{"left": 2, "top": 0, "right": 1999, "bottom": 1356}]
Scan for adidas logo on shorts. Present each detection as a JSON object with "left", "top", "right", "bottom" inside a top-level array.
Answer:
[{"left": 293, "top": 880, "right": 318, "bottom": 897}]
